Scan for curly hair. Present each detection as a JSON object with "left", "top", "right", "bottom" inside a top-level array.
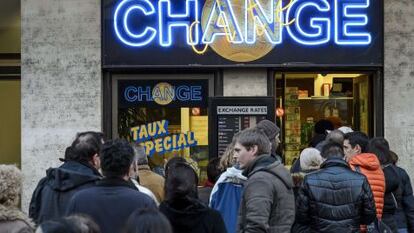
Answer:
[
  {"left": 0, "top": 164, "right": 21, "bottom": 207},
  {"left": 219, "top": 141, "right": 236, "bottom": 170},
  {"left": 100, "top": 139, "right": 134, "bottom": 178}
]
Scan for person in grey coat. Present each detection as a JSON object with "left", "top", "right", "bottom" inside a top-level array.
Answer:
[
  {"left": 234, "top": 128, "right": 295, "bottom": 233},
  {"left": 0, "top": 164, "right": 34, "bottom": 233}
]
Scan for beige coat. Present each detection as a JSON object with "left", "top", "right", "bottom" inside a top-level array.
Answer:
[{"left": 138, "top": 165, "right": 165, "bottom": 203}]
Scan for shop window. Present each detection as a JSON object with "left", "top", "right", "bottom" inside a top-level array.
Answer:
[
  {"left": 275, "top": 73, "right": 372, "bottom": 166},
  {"left": 0, "top": 79, "right": 21, "bottom": 166},
  {"left": 113, "top": 75, "right": 212, "bottom": 184}
]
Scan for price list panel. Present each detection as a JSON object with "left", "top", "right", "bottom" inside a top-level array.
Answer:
[{"left": 217, "top": 115, "right": 266, "bottom": 156}]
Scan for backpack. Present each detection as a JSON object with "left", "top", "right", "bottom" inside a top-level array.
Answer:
[{"left": 210, "top": 178, "right": 244, "bottom": 233}]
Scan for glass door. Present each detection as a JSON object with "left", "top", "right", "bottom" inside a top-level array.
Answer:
[{"left": 275, "top": 72, "right": 373, "bottom": 166}]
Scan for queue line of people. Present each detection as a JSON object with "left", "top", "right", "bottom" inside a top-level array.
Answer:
[{"left": 1, "top": 120, "right": 414, "bottom": 233}]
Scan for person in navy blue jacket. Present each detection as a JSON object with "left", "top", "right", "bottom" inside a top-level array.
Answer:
[
  {"left": 390, "top": 151, "right": 414, "bottom": 233},
  {"left": 66, "top": 139, "right": 156, "bottom": 233},
  {"left": 29, "top": 131, "right": 104, "bottom": 224}
]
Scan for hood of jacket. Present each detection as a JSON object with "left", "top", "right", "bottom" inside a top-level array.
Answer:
[
  {"left": 160, "top": 198, "right": 210, "bottom": 230},
  {"left": 349, "top": 153, "right": 381, "bottom": 171},
  {"left": 243, "top": 154, "right": 293, "bottom": 189},
  {"left": 223, "top": 166, "right": 247, "bottom": 181},
  {"left": 0, "top": 205, "right": 34, "bottom": 229},
  {"left": 45, "top": 161, "right": 101, "bottom": 192}
]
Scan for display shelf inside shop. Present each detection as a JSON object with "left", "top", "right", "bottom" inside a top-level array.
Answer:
[{"left": 298, "top": 96, "right": 354, "bottom": 100}]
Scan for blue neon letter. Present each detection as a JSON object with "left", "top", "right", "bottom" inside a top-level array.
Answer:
[
  {"left": 334, "top": 0, "right": 371, "bottom": 45},
  {"left": 114, "top": 0, "right": 157, "bottom": 47},
  {"left": 158, "top": 0, "right": 199, "bottom": 47},
  {"left": 202, "top": 0, "right": 243, "bottom": 44},
  {"left": 286, "top": 0, "right": 331, "bottom": 45},
  {"left": 245, "top": 0, "right": 282, "bottom": 44},
  {"left": 124, "top": 86, "right": 138, "bottom": 102}
]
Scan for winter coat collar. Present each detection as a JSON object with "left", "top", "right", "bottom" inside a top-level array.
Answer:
[
  {"left": 45, "top": 160, "right": 102, "bottom": 192},
  {"left": 138, "top": 164, "right": 151, "bottom": 171},
  {"left": 320, "top": 157, "right": 350, "bottom": 169},
  {"left": 96, "top": 177, "right": 138, "bottom": 190},
  {"left": 243, "top": 154, "right": 293, "bottom": 189},
  {"left": 242, "top": 154, "right": 276, "bottom": 177},
  {"left": 0, "top": 205, "right": 34, "bottom": 229}
]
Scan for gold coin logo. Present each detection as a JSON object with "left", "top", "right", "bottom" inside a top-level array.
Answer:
[
  {"left": 153, "top": 82, "right": 175, "bottom": 105},
  {"left": 201, "top": 0, "right": 277, "bottom": 62}
]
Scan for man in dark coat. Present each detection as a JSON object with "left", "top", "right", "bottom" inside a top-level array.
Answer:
[
  {"left": 293, "top": 142, "right": 376, "bottom": 233},
  {"left": 66, "top": 139, "right": 156, "bottom": 233},
  {"left": 235, "top": 128, "right": 295, "bottom": 233},
  {"left": 29, "top": 131, "right": 104, "bottom": 224}
]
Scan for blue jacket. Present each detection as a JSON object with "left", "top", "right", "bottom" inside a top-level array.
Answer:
[
  {"left": 210, "top": 167, "right": 246, "bottom": 233},
  {"left": 66, "top": 178, "right": 156, "bottom": 233},
  {"left": 29, "top": 161, "right": 101, "bottom": 224}
]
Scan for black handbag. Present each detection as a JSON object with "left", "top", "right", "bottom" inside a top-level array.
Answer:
[{"left": 366, "top": 218, "right": 393, "bottom": 233}]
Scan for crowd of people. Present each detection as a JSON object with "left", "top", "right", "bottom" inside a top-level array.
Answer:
[{"left": 0, "top": 120, "right": 414, "bottom": 233}]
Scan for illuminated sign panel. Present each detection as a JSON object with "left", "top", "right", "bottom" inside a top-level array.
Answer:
[
  {"left": 118, "top": 79, "right": 209, "bottom": 108},
  {"left": 103, "top": 0, "right": 383, "bottom": 67}
]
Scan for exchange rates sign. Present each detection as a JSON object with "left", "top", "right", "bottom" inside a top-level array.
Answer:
[{"left": 103, "top": 0, "right": 383, "bottom": 67}]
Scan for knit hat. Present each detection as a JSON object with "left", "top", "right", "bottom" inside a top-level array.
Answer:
[
  {"left": 300, "top": 148, "right": 323, "bottom": 171},
  {"left": 256, "top": 120, "right": 280, "bottom": 140}
]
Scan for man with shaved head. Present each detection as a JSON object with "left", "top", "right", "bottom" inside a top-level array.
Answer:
[{"left": 29, "top": 131, "right": 104, "bottom": 224}]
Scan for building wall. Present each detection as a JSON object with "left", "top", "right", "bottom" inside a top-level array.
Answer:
[
  {"left": 19, "top": 0, "right": 414, "bottom": 211},
  {"left": 384, "top": 0, "right": 414, "bottom": 177},
  {"left": 223, "top": 69, "right": 268, "bottom": 96},
  {"left": 21, "top": 0, "right": 102, "bottom": 211}
]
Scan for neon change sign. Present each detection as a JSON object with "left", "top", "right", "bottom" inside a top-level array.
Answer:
[{"left": 113, "top": 0, "right": 372, "bottom": 48}]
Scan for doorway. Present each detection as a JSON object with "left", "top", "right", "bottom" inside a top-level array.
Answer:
[{"left": 275, "top": 72, "right": 376, "bottom": 166}]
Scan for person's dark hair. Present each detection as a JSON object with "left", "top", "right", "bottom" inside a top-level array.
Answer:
[
  {"left": 368, "top": 137, "right": 391, "bottom": 165},
  {"left": 236, "top": 128, "right": 271, "bottom": 156},
  {"left": 206, "top": 158, "right": 221, "bottom": 183},
  {"left": 389, "top": 150, "right": 399, "bottom": 165},
  {"left": 321, "top": 142, "right": 345, "bottom": 159},
  {"left": 164, "top": 156, "right": 187, "bottom": 178},
  {"left": 344, "top": 131, "right": 369, "bottom": 153},
  {"left": 100, "top": 139, "right": 134, "bottom": 178},
  {"left": 38, "top": 215, "right": 100, "bottom": 233},
  {"left": 66, "top": 131, "right": 104, "bottom": 163},
  {"left": 123, "top": 208, "right": 172, "bottom": 233},
  {"left": 165, "top": 162, "right": 198, "bottom": 200},
  {"left": 314, "top": 119, "right": 334, "bottom": 135}
]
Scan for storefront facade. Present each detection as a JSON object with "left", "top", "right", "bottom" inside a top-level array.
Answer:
[{"left": 20, "top": 0, "right": 414, "bottom": 210}]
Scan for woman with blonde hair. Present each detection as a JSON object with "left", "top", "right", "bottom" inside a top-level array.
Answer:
[{"left": 209, "top": 133, "right": 247, "bottom": 233}]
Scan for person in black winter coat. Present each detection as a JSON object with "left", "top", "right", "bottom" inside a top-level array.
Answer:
[
  {"left": 29, "top": 131, "right": 104, "bottom": 224},
  {"left": 66, "top": 139, "right": 156, "bottom": 233},
  {"left": 390, "top": 151, "right": 414, "bottom": 233},
  {"left": 159, "top": 161, "right": 227, "bottom": 233},
  {"left": 293, "top": 142, "right": 376, "bottom": 233},
  {"left": 368, "top": 137, "right": 401, "bottom": 232}
]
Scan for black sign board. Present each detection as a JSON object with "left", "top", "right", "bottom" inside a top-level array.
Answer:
[
  {"left": 118, "top": 79, "right": 209, "bottom": 108},
  {"left": 209, "top": 97, "right": 275, "bottom": 158},
  {"left": 103, "top": 0, "right": 383, "bottom": 67}
]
